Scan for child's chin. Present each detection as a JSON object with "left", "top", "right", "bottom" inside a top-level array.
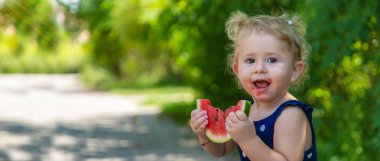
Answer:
[{"left": 252, "top": 93, "right": 274, "bottom": 101}]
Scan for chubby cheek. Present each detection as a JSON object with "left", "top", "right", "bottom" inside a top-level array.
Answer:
[
  {"left": 237, "top": 67, "right": 251, "bottom": 80},
  {"left": 271, "top": 68, "right": 293, "bottom": 86},
  {"left": 237, "top": 68, "right": 254, "bottom": 88}
]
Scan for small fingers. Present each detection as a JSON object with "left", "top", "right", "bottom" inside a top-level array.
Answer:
[
  {"left": 225, "top": 121, "right": 232, "bottom": 133},
  {"left": 199, "top": 119, "right": 208, "bottom": 130},
  {"left": 236, "top": 111, "right": 247, "bottom": 121},
  {"left": 191, "top": 115, "right": 208, "bottom": 131},
  {"left": 228, "top": 112, "right": 239, "bottom": 123},
  {"left": 190, "top": 110, "right": 206, "bottom": 123},
  {"left": 191, "top": 109, "right": 202, "bottom": 117},
  {"left": 225, "top": 117, "right": 233, "bottom": 129}
]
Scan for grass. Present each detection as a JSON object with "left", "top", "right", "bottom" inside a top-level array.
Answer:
[
  {"left": 110, "top": 86, "right": 194, "bottom": 95},
  {"left": 79, "top": 62, "right": 197, "bottom": 124},
  {"left": 110, "top": 86, "right": 194, "bottom": 106},
  {"left": 111, "top": 86, "right": 196, "bottom": 124},
  {"left": 160, "top": 101, "right": 194, "bottom": 124}
]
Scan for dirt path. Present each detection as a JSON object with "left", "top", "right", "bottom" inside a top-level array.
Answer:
[{"left": 0, "top": 74, "right": 237, "bottom": 161}]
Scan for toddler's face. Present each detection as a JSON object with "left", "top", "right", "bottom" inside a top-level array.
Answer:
[{"left": 233, "top": 31, "right": 303, "bottom": 103}]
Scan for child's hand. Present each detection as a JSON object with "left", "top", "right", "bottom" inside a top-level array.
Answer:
[
  {"left": 226, "top": 111, "right": 256, "bottom": 144},
  {"left": 190, "top": 109, "right": 208, "bottom": 140}
]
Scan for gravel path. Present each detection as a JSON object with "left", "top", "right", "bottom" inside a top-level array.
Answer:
[{"left": 0, "top": 74, "right": 237, "bottom": 161}]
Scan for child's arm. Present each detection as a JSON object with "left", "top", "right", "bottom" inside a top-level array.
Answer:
[
  {"left": 191, "top": 109, "right": 235, "bottom": 157},
  {"left": 199, "top": 137, "right": 235, "bottom": 157},
  {"left": 226, "top": 108, "right": 308, "bottom": 161}
]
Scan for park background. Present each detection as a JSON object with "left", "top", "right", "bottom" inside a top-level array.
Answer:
[{"left": 0, "top": 0, "right": 379, "bottom": 160}]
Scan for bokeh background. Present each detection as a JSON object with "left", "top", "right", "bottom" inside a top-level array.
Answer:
[{"left": 0, "top": 0, "right": 379, "bottom": 161}]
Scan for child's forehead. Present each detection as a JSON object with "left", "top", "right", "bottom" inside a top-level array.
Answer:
[
  {"left": 238, "top": 31, "right": 286, "bottom": 48},
  {"left": 237, "top": 23, "right": 293, "bottom": 44},
  {"left": 236, "top": 31, "right": 295, "bottom": 57},
  {"left": 239, "top": 29, "right": 278, "bottom": 41}
]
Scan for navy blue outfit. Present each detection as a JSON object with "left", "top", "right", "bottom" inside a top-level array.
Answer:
[{"left": 237, "top": 100, "right": 318, "bottom": 161}]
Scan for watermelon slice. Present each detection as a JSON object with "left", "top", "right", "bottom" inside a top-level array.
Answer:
[{"left": 196, "top": 99, "right": 251, "bottom": 143}]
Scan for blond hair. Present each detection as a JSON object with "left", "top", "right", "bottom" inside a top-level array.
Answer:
[{"left": 226, "top": 11, "right": 311, "bottom": 87}]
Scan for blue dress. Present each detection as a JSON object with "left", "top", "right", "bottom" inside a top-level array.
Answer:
[{"left": 237, "top": 100, "right": 318, "bottom": 161}]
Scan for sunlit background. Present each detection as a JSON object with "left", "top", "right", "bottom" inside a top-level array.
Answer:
[{"left": 0, "top": 0, "right": 379, "bottom": 161}]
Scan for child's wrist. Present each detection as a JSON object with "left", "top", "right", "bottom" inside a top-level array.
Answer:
[
  {"left": 237, "top": 134, "right": 257, "bottom": 147},
  {"left": 198, "top": 136, "right": 211, "bottom": 146}
]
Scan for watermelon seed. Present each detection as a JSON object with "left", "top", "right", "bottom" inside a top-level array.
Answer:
[{"left": 215, "top": 109, "right": 219, "bottom": 122}]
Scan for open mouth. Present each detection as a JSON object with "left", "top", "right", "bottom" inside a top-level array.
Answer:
[{"left": 253, "top": 80, "right": 270, "bottom": 89}]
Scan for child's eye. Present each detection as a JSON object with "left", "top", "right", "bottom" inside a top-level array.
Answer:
[
  {"left": 245, "top": 58, "right": 255, "bottom": 64},
  {"left": 267, "top": 57, "right": 278, "bottom": 63}
]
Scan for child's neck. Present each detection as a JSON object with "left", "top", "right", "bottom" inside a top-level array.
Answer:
[
  {"left": 250, "top": 93, "right": 296, "bottom": 121},
  {"left": 253, "top": 92, "right": 296, "bottom": 110}
]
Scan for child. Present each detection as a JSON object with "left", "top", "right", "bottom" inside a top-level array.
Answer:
[{"left": 190, "top": 11, "right": 317, "bottom": 161}]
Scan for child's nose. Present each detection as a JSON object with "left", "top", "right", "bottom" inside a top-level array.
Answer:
[{"left": 254, "top": 61, "right": 266, "bottom": 74}]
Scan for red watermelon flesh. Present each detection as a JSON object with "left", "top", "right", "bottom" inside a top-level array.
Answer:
[{"left": 196, "top": 99, "right": 251, "bottom": 143}]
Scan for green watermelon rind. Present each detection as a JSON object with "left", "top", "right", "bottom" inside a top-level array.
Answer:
[
  {"left": 206, "top": 129, "right": 232, "bottom": 143},
  {"left": 196, "top": 99, "right": 252, "bottom": 143},
  {"left": 239, "top": 100, "right": 252, "bottom": 116}
]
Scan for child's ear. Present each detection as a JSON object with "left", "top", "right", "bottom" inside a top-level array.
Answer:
[
  {"left": 291, "top": 61, "right": 304, "bottom": 83},
  {"left": 233, "top": 63, "right": 239, "bottom": 76}
]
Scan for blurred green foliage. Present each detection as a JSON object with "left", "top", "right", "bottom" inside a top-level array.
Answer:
[
  {"left": 0, "top": 0, "right": 85, "bottom": 73},
  {"left": 299, "top": 1, "right": 380, "bottom": 160},
  {"left": 1, "top": 0, "right": 380, "bottom": 160},
  {"left": 1, "top": 0, "right": 59, "bottom": 49}
]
